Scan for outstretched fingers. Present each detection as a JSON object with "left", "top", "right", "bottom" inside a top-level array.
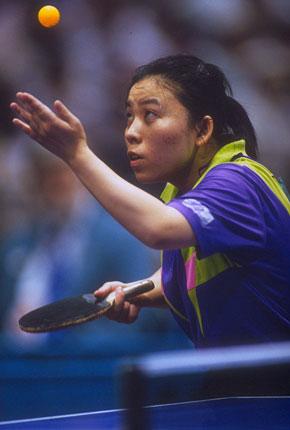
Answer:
[
  {"left": 10, "top": 91, "right": 88, "bottom": 162},
  {"left": 11, "top": 117, "right": 35, "bottom": 138},
  {"left": 15, "top": 92, "right": 53, "bottom": 120},
  {"left": 10, "top": 101, "right": 32, "bottom": 125},
  {"left": 10, "top": 101, "right": 32, "bottom": 135},
  {"left": 54, "top": 100, "right": 78, "bottom": 125},
  {"left": 11, "top": 92, "right": 55, "bottom": 136}
]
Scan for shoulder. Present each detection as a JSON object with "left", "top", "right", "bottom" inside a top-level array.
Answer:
[
  {"left": 198, "top": 163, "right": 257, "bottom": 187},
  {"left": 192, "top": 163, "right": 261, "bottom": 201}
]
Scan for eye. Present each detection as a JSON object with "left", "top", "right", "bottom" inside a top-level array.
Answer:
[
  {"left": 126, "top": 111, "right": 133, "bottom": 122},
  {"left": 145, "top": 111, "right": 158, "bottom": 121}
]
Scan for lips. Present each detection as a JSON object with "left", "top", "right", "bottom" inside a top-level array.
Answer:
[
  {"left": 127, "top": 151, "right": 143, "bottom": 169},
  {"left": 128, "top": 151, "right": 142, "bottom": 161}
]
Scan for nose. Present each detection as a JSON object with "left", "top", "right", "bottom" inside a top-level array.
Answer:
[{"left": 125, "top": 118, "right": 142, "bottom": 146}]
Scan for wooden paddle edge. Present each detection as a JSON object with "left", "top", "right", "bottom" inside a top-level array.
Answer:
[{"left": 19, "top": 307, "right": 110, "bottom": 333}]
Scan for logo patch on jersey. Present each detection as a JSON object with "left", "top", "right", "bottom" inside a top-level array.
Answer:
[{"left": 182, "top": 199, "right": 214, "bottom": 226}]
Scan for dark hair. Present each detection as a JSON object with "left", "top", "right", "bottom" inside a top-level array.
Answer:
[{"left": 129, "top": 54, "right": 258, "bottom": 159}]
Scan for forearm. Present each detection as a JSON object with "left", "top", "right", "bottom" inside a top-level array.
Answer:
[
  {"left": 11, "top": 92, "right": 194, "bottom": 250},
  {"left": 68, "top": 147, "right": 193, "bottom": 249}
]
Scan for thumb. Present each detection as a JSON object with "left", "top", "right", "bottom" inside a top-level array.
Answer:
[{"left": 94, "top": 281, "right": 124, "bottom": 299}]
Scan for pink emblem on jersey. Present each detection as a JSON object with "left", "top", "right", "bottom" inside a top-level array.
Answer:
[{"left": 184, "top": 253, "right": 196, "bottom": 291}]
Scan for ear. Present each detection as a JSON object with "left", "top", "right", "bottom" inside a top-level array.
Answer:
[{"left": 195, "top": 116, "right": 214, "bottom": 146}]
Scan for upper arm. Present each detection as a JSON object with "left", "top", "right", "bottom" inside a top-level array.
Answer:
[{"left": 149, "top": 205, "right": 196, "bottom": 250}]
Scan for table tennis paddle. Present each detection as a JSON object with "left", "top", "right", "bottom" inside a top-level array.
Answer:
[{"left": 19, "top": 279, "right": 154, "bottom": 333}]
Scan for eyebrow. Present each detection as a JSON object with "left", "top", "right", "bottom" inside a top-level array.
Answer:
[{"left": 125, "top": 97, "right": 161, "bottom": 108}]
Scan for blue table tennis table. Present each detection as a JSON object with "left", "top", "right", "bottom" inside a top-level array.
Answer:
[
  {"left": 0, "top": 396, "right": 290, "bottom": 429},
  {"left": 1, "top": 342, "right": 290, "bottom": 429}
]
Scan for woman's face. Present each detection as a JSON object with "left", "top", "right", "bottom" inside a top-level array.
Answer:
[{"left": 124, "top": 77, "right": 198, "bottom": 188}]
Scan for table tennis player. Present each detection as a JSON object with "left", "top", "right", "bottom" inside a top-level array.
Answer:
[{"left": 11, "top": 54, "right": 290, "bottom": 348}]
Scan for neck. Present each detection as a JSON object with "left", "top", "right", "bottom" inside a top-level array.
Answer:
[{"left": 173, "top": 139, "right": 220, "bottom": 193}]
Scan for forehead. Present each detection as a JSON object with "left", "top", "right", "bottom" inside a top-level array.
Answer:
[{"left": 127, "top": 77, "right": 178, "bottom": 106}]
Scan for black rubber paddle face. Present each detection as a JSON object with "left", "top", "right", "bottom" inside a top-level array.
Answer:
[{"left": 19, "top": 294, "right": 111, "bottom": 333}]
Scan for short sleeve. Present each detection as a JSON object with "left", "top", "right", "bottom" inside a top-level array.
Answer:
[{"left": 168, "top": 165, "right": 267, "bottom": 261}]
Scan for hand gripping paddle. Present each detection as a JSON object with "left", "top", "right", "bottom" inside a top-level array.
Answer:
[{"left": 19, "top": 279, "right": 154, "bottom": 333}]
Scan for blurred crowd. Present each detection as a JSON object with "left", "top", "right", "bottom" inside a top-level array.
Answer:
[{"left": 0, "top": 0, "right": 289, "bottom": 352}]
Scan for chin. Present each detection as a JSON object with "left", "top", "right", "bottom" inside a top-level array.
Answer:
[{"left": 134, "top": 172, "right": 164, "bottom": 185}]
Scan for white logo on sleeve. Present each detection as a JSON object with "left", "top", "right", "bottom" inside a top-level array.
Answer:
[{"left": 182, "top": 199, "right": 214, "bottom": 226}]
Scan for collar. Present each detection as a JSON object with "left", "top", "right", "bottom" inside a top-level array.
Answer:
[{"left": 160, "top": 140, "right": 247, "bottom": 203}]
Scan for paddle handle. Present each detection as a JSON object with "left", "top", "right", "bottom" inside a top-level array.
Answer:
[
  {"left": 106, "top": 279, "right": 155, "bottom": 304},
  {"left": 123, "top": 279, "right": 155, "bottom": 299}
]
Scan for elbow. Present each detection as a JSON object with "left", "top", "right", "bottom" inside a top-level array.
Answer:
[
  {"left": 137, "top": 207, "right": 196, "bottom": 250},
  {"left": 141, "top": 230, "right": 171, "bottom": 250},
  {"left": 140, "top": 222, "right": 196, "bottom": 250}
]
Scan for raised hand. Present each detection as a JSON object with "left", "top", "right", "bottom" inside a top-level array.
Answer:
[{"left": 10, "top": 92, "right": 88, "bottom": 163}]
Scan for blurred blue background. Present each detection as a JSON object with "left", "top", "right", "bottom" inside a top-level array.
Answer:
[{"left": 0, "top": 0, "right": 289, "bottom": 421}]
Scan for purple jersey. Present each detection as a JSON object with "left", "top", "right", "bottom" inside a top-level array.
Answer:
[{"left": 161, "top": 140, "right": 290, "bottom": 347}]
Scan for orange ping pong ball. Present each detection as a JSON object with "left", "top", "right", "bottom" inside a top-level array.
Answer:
[{"left": 38, "top": 5, "right": 61, "bottom": 28}]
